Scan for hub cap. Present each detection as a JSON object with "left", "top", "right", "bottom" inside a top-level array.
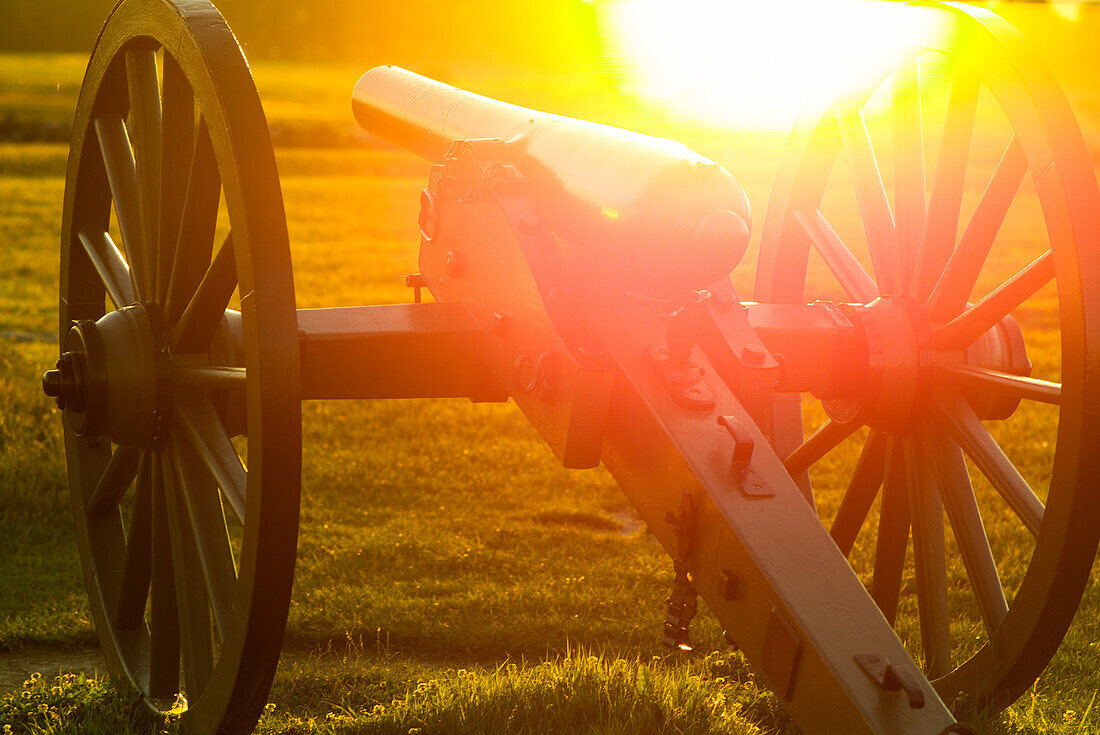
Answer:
[{"left": 43, "top": 303, "right": 171, "bottom": 447}]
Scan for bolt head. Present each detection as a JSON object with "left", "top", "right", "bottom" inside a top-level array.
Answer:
[
  {"left": 718, "top": 569, "right": 739, "bottom": 601},
  {"left": 444, "top": 250, "right": 461, "bottom": 278}
]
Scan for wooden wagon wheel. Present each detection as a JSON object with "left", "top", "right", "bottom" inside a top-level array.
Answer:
[
  {"left": 48, "top": 0, "right": 300, "bottom": 731},
  {"left": 756, "top": 1, "right": 1100, "bottom": 712}
]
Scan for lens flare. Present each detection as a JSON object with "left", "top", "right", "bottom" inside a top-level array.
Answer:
[{"left": 598, "top": 0, "right": 926, "bottom": 129}]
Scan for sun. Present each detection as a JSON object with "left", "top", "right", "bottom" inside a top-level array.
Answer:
[{"left": 597, "top": 0, "right": 927, "bottom": 129}]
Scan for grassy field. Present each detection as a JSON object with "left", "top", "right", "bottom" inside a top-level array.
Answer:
[{"left": 3, "top": 3, "right": 1100, "bottom": 734}]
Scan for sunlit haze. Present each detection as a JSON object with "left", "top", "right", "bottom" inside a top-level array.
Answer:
[{"left": 599, "top": 0, "right": 925, "bottom": 129}]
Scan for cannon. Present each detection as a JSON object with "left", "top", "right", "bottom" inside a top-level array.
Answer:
[{"left": 43, "top": 0, "right": 1100, "bottom": 732}]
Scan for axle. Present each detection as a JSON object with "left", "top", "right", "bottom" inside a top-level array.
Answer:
[
  {"left": 43, "top": 295, "right": 1029, "bottom": 447},
  {"left": 741, "top": 297, "right": 1030, "bottom": 432}
]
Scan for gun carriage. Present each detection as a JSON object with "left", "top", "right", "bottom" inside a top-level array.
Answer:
[{"left": 43, "top": 0, "right": 1100, "bottom": 732}]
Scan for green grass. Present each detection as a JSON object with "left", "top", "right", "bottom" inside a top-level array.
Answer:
[
  {"left": 0, "top": 671, "right": 161, "bottom": 735},
  {"left": 3, "top": 5, "right": 1100, "bottom": 731},
  {"left": 1, "top": 144, "right": 1095, "bottom": 734}
]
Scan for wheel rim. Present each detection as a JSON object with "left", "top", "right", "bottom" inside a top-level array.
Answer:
[
  {"left": 756, "top": 1, "right": 1100, "bottom": 711},
  {"left": 55, "top": 0, "right": 300, "bottom": 731}
]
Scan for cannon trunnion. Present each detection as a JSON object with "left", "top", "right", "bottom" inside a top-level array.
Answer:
[{"left": 46, "top": 0, "right": 1100, "bottom": 733}]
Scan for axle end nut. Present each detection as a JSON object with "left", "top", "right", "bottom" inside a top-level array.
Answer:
[
  {"left": 42, "top": 368, "right": 63, "bottom": 400},
  {"left": 42, "top": 352, "right": 83, "bottom": 410}
]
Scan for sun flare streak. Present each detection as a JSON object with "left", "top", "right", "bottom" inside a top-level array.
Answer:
[{"left": 599, "top": 0, "right": 926, "bottom": 129}]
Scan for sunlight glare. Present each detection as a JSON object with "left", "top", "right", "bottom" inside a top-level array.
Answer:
[
  {"left": 1049, "top": 2, "right": 1082, "bottom": 22},
  {"left": 599, "top": 0, "right": 925, "bottom": 129}
]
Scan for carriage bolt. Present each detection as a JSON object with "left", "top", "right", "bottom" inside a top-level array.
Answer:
[
  {"left": 488, "top": 312, "right": 508, "bottom": 336},
  {"left": 718, "top": 569, "right": 739, "bottom": 601},
  {"left": 445, "top": 250, "right": 461, "bottom": 278}
]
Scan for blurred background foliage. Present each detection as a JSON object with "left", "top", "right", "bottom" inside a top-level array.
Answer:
[{"left": 2, "top": 0, "right": 603, "bottom": 69}]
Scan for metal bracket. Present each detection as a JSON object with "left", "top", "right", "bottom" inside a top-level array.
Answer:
[
  {"left": 697, "top": 288, "right": 779, "bottom": 428},
  {"left": 717, "top": 415, "right": 774, "bottom": 497},
  {"left": 665, "top": 489, "right": 697, "bottom": 560},
  {"left": 853, "top": 653, "right": 926, "bottom": 709},
  {"left": 645, "top": 344, "right": 715, "bottom": 411},
  {"left": 437, "top": 140, "right": 527, "bottom": 205},
  {"left": 717, "top": 414, "right": 754, "bottom": 470},
  {"left": 513, "top": 349, "right": 556, "bottom": 398},
  {"left": 662, "top": 490, "right": 699, "bottom": 652}
]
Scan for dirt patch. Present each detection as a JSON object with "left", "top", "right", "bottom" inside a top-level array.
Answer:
[{"left": 0, "top": 648, "right": 106, "bottom": 693}]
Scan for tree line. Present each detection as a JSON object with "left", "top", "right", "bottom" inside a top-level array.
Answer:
[{"left": 4, "top": 0, "right": 601, "bottom": 68}]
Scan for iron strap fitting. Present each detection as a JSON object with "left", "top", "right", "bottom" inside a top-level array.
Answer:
[
  {"left": 853, "top": 653, "right": 926, "bottom": 709},
  {"left": 717, "top": 415, "right": 774, "bottom": 497},
  {"left": 438, "top": 139, "right": 527, "bottom": 206},
  {"left": 662, "top": 490, "right": 699, "bottom": 652},
  {"left": 513, "top": 349, "right": 556, "bottom": 399},
  {"left": 640, "top": 289, "right": 716, "bottom": 411}
]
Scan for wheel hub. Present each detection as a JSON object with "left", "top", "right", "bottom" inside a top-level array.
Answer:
[
  {"left": 825, "top": 296, "right": 1031, "bottom": 434},
  {"left": 43, "top": 303, "right": 172, "bottom": 447},
  {"left": 824, "top": 296, "right": 925, "bottom": 433}
]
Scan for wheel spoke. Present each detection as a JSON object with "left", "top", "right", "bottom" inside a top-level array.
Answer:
[
  {"left": 165, "top": 116, "right": 221, "bottom": 325},
  {"left": 170, "top": 435, "right": 238, "bottom": 642},
  {"left": 148, "top": 454, "right": 180, "bottom": 699},
  {"left": 936, "top": 364, "right": 1060, "bottom": 406},
  {"left": 93, "top": 113, "right": 146, "bottom": 301},
  {"left": 905, "top": 437, "right": 951, "bottom": 678},
  {"left": 86, "top": 445, "right": 141, "bottom": 517},
  {"left": 836, "top": 105, "right": 897, "bottom": 294},
  {"left": 782, "top": 418, "right": 860, "bottom": 478},
  {"left": 773, "top": 394, "right": 814, "bottom": 501},
  {"left": 926, "top": 136, "right": 1028, "bottom": 321},
  {"left": 830, "top": 430, "right": 887, "bottom": 556},
  {"left": 173, "top": 365, "right": 246, "bottom": 388},
  {"left": 114, "top": 453, "right": 152, "bottom": 631},
  {"left": 175, "top": 392, "right": 247, "bottom": 523},
  {"left": 932, "top": 249, "right": 1053, "bottom": 350},
  {"left": 923, "top": 429, "right": 1008, "bottom": 632},
  {"left": 157, "top": 53, "right": 195, "bottom": 303},
  {"left": 161, "top": 450, "right": 214, "bottom": 695},
  {"left": 78, "top": 229, "right": 134, "bottom": 308},
  {"left": 794, "top": 209, "right": 878, "bottom": 303},
  {"left": 933, "top": 396, "right": 1044, "bottom": 536},
  {"left": 893, "top": 58, "right": 926, "bottom": 295},
  {"left": 173, "top": 233, "right": 238, "bottom": 354},
  {"left": 125, "top": 47, "right": 162, "bottom": 299},
  {"left": 871, "top": 438, "right": 909, "bottom": 625},
  {"left": 913, "top": 63, "right": 979, "bottom": 300}
]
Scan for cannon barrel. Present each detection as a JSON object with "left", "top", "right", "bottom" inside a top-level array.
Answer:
[{"left": 352, "top": 66, "right": 751, "bottom": 294}]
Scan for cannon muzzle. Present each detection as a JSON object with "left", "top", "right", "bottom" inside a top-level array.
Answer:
[{"left": 353, "top": 66, "right": 751, "bottom": 295}]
